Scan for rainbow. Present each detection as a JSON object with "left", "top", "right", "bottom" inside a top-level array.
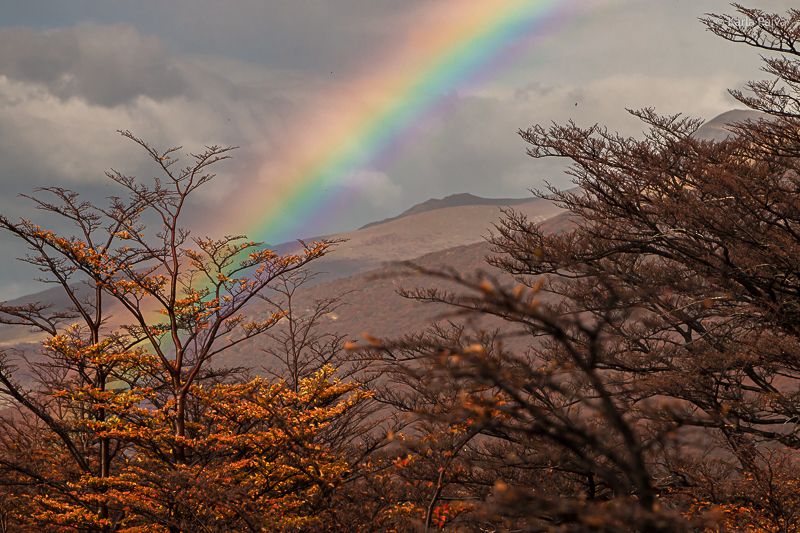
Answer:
[{"left": 232, "top": 0, "right": 595, "bottom": 245}]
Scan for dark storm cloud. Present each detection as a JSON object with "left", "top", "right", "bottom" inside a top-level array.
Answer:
[
  {"left": 0, "top": 0, "right": 428, "bottom": 72},
  {"left": 0, "top": 25, "right": 186, "bottom": 106}
]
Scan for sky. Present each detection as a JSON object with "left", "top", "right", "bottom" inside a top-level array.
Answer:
[{"left": 0, "top": 0, "right": 793, "bottom": 299}]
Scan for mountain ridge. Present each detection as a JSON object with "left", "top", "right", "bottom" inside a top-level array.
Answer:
[
  {"left": 1, "top": 108, "right": 752, "bottom": 326},
  {"left": 360, "top": 192, "right": 536, "bottom": 230}
]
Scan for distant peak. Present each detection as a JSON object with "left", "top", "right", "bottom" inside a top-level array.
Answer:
[
  {"left": 694, "top": 109, "right": 766, "bottom": 141},
  {"left": 359, "top": 192, "right": 534, "bottom": 230},
  {"left": 400, "top": 192, "right": 532, "bottom": 215},
  {"left": 442, "top": 192, "right": 481, "bottom": 200}
]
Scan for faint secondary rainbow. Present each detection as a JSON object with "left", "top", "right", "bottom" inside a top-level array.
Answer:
[{"left": 234, "top": 0, "right": 586, "bottom": 245}]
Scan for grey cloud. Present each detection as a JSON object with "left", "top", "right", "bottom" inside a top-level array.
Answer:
[
  {"left": 0, "top": 0, "right": 429, "bottom": 74},
  {"left": 380, "top": 70, "right": 742, "bottom": 212},
  {"left": 0, "top": 25, "right": 186, "bottom": 106},
  {"left": 0, "top": 0, "right": 798, "bottom": 300}
]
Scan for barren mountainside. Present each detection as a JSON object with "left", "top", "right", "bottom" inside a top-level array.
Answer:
[
  {"left": 0, "top": 109, "right": 746, "bottom": 361},
  {"left": 0, "top": 194, "right": 572, "bottom": 379}
]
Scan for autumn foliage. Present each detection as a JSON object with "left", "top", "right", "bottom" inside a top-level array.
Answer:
[
  {"left": 1, "top": 3, "right": 800, "bottom": 532},
  {"left": 355, "top": 4, "right": 800, "bottom": 531},
  {"left": 0, "top": 133, "right": 372, "bottom": 531}
]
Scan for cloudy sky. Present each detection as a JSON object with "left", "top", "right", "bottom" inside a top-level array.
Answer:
[{"left": 0, "top": 0, "right": 792, "bottom": 299}]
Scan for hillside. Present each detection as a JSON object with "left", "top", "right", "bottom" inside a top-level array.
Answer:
[
  {"left": 0, "top": 193, "right": 566, "bottom": 359},
  {"left": 217, "top": 210, "right": 576, "bottom": 370},
  {"left": 0, "top": 107, "right": 752, "bottom": 359},
  {"left": 274, "top": 193, "right": 563, "bottom": 282}
]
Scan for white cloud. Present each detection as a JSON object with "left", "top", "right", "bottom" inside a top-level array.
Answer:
[{"left": 343, "top": 169, "right": 401, "bottom": 207}]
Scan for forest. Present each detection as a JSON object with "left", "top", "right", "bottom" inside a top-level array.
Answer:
[{"left": 1, "top": 4, "right": 799, "bottom": 532}]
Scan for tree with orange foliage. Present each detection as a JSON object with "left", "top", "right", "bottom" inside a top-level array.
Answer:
[{"left": 0, "top": 132, "right": 370, "bottom": 531}]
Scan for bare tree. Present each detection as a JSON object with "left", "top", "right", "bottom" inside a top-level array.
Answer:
[{"left": 356, "top": 4, "right": 800, "bottom": 531}]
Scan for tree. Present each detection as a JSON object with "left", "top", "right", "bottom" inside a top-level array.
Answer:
[
  {"left": 0, "top": 132, "right": 369, "bottom": 530},
  {"left": 359, "top": 3, "right": 800, "bottom": 531}
]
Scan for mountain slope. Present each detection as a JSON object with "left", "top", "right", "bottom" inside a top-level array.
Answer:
[
  {"left": 217, "top": 210, "right": 576, "bottom": 370},
  {"left": 0, "top": 194, "right": 564, "bottom": 349},
  {"left": 269, "top": 194, "right": 563, "bottom": 286}
]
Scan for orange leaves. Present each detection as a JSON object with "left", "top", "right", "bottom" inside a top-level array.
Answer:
[
  {"left": 134, "top": 369, "right": 370, "bottom": 526},
  {"left": 241, "top": 310, "right": 287, "bottom": 336},
  {"left": 343, "top": 340, "right": 360, "bottom": 351},
  {"left": 463, "top": 343, "right": 486, "bottom": 356},
  {"left": 114, "top": 273, "right": 168, "bottom": 297},
  {"left": 0, "top": 138, "right": 358, "bottom": 532},
  {"left": 302, "top": 240, "right": 332, "bottom": 259},
  {"left": 146, "top": 323, "right": 170, "bottom": 338},
  {"left": 431, "top": 503, "right": 452, "bottom": 529},
  {"left": 13, "top": 361, "right": 366, "bottom": 529},
  {"left": 247, "top": 248, "right": 277, "bottom": 263},
  {"left": 393, "top": 454, "right": 414, "bottom": 469},
  {"left": 112, "top": 278, "right": 147, "bottom": 297},
  {"left": 479, "top": 278, "right": 494, "bottom": 294},
  {"left": 33, "top": 228, "right": 115, "bottom": 276},
  {"left": 173, "top": 291, "right": 203, "bottom": 309},
  {"left": 44, "top": 329, "right": 156, "bottom": 377},
  {"left": 361, "top": 332, "right": 383, "bottom": 347},
  {"left": 159, "top": 290, "right": 223, "bottom": 330}
]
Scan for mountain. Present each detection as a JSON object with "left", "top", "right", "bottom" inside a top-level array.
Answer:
[
  {"left": 309, "top": 194, "right": 562, "bottom": 264},
  {"left": 0, "top": 192, "right": 565, "bottom": 353},
  {"left": 270, "top": 193, "right": 563, "bottom": 286},
  {"left": 694, "top": 109, "right": 765, "bottom": 141},
  {"left": 217, "top": 209, "right": 577, "bottom": 370},
  {"left": 360, "top": 192, "right": 538, "bottom": 230},
  {"left": 1, "top": 107, "right": 754, "bottom": 363}
]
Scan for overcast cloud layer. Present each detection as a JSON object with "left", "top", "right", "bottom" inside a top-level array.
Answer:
[{"left": 0, "top": 0, "right": 794, "bottom": 298}]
